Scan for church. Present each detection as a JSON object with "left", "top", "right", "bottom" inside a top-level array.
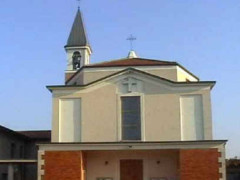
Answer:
[{"left": 38, "top": 9, "right": 227, "bottom": 180}]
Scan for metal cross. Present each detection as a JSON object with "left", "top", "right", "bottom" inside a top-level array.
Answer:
[
  {"left": 127, "top": 34, "right": 137, "bottom": 50},
  {"left": 122, "top": 78, "right": 137, "bottom": 92}
]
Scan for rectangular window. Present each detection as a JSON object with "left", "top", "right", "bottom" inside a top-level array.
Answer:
[
  {"left": 20, "top": 145, "right": 24, "bottom": 158},
  {"left": 10, "top": 143, "right": 15, "bottom": 159},
  {"left": 121, "top": 96, "right": 141, "bottom": 140}
]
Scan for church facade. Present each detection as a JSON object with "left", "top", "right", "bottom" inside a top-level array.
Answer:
[{"left": 38, "top": 9, "right": 227, "bottom": 180}]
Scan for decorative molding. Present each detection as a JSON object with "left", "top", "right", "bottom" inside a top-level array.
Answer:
[
  {"left": 118, "top": 77, "right": 143, "bottom": 94},
  {"left": 65, "top": 46, "right": 92, "bottom": 54},
  {"left": 51, "top": 69, "right": 212, "bottom": 95},
  {"left": 37, "top": 150, "right": 45, "bottom": 180},
  {"left": 117, "top": 92, "right": 145, "bottom": 142},
  {"left": 218, "top": 147, "right": 226, "bottom": 180},
  {"left": 38, "top": 141, "right": 227, "bottom": 151}
]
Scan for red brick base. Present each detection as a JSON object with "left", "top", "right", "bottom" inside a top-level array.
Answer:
[
  {"left": 40, "top": 149, "right": 222, "bottom": 180},
  {"left": 43, "top": 151, "right": 85, "bottom": 180},
  {"left": 180, "top": 149, "right": 221, "bottom": 180}
]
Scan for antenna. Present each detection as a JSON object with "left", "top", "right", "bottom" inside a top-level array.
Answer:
[{"left": 127, "top": 34, "right": 137, "bottom": 51}]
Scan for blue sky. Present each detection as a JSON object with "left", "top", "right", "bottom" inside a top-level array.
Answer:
[{"left": 0, "top": 0, "right": 239, "bottom": 158}]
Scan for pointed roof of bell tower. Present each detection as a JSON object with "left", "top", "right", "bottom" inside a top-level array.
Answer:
[{"left": 65, "top": 9, "right": 90, "bottom": 48}]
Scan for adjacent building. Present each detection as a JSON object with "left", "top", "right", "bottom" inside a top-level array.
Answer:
[
  {"left": 226, "top": 159, "right": 240, "bottom": 180},
  {"left": 0, "top": 125, "right": 50, "bottom": 180}
]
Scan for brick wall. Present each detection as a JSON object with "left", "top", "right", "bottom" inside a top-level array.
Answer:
[
  {"left": 65, "top": 72, "right": 75, "bottom": 83},
  {"left": 180, "top": 149, "right": 221, "bottom": 180},
  {"left": 43, "top": 151, "right": 84, "bottom": 180}
]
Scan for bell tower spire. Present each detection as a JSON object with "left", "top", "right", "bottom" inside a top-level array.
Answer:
[{"left": 64, "top": 8, "right": 92, "bottom": 82}]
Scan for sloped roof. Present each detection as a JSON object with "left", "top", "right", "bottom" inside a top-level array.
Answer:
[
  {"left": 65, "top": 57, "right": 199, "bottom": 84},
  {"left": 17, "top": 130, "right": 51, "bottom": 140},
  {"left": 65, "top": 9, "right": 90, "bottom": 47},
  {"left": 86, "top": 58, "right": 177, "bottom": 68},
  {"left": 0, "top": 125, "right": 51, "bottom": 141},
  {"left": 48, "top": 67, "right": 215, "bottom": 91},
  {"left": 0, "top": 125, "right": 29, "bottom": 140}
]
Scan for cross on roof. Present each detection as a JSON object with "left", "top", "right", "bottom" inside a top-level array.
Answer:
[{"left": 127, "top": 34, "right": 137, "bottom": 50}]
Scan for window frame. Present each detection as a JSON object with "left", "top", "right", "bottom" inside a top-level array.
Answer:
[{"left": 118, "top": 93, "right": 145, "bottom": 141}]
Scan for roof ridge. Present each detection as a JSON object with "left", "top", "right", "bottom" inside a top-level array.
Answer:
[
  {"left": 86, "top": 57, "right": 177, "bottom": 66},
  {"left": 136, "top": 57, "right": 176, "bottom": 63},
  {"left": 86, "top": 57, "right": 129, "bottom": 66},
  {"left": 17, "top": 130, "right": 51, "bottom": 132}
]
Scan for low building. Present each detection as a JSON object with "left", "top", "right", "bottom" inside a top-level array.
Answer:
[
  {"left": 0, "top": 125, "right": 50, "bottom": 180},
  {"left": 226, "top": 159, "right": 240, "bottom": 180}
]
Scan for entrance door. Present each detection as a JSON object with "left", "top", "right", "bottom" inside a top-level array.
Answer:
[{"left": 120, "top": 160, "right": 143, "bottom": 180}]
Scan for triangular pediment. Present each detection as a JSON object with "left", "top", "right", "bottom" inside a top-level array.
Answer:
[
  {"left": 110, "top": 69, "right": 176, "bottom": 94},
  {"left": 47, "top": 68, "right": 215, "bottom": 93}
]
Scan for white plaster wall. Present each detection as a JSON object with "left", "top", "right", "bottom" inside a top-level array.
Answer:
[
  {"left": 180, "top": 95, "right": 204, "bottom": 140},
  {"left": 51, "top": 74, "right": 213, "bottom": 142},
  {"left": 59, "top": 98, "right": 81, "bottom": 142}
]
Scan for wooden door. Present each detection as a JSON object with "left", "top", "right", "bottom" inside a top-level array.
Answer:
[{"left": 120, "top": 160, "right": 143, "bottom": 180}]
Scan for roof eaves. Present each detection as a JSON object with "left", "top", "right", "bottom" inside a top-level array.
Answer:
[
  {"left": 49, "top": 68, "right": 130, "bottom": 91},
  {"left": 38, "top": 139, "right": 228, "bottom": 146},
  {"left": 0, "top": 125, "right": 30, "bottom": 140},
  {"left": 17, "top": 130, "right": 51, "bottom": 140},
  {"left": 49, "top": 68, "right": 216, "bottom": 92}
]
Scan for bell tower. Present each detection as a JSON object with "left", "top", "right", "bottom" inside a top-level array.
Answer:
[{"left": 64, "top": 9, "right": 92, "bottom": 82}]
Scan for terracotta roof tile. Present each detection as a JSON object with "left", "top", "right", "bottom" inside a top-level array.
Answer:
[
  {"left": 85, "top": 58, "right": 177, "bottom": 68},
  {"left": 65, "top": 57, "right": 199, "bottom": 84}
]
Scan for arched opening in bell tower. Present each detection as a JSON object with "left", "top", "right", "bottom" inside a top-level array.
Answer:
[{"left": 72, "top": 51, "right": 81, "bottom": 70}]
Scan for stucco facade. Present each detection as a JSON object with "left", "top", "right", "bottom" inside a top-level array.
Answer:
[
  {"left": 41, "top": 64, "right": 226, "bottom": 180},
  {"left": 50, "top": 69, "right": 213, "bottom": 143}
]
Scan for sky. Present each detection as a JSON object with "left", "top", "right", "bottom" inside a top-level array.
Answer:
[{"left": 0, "top": 0, "right": 239, "bottom": 158}]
